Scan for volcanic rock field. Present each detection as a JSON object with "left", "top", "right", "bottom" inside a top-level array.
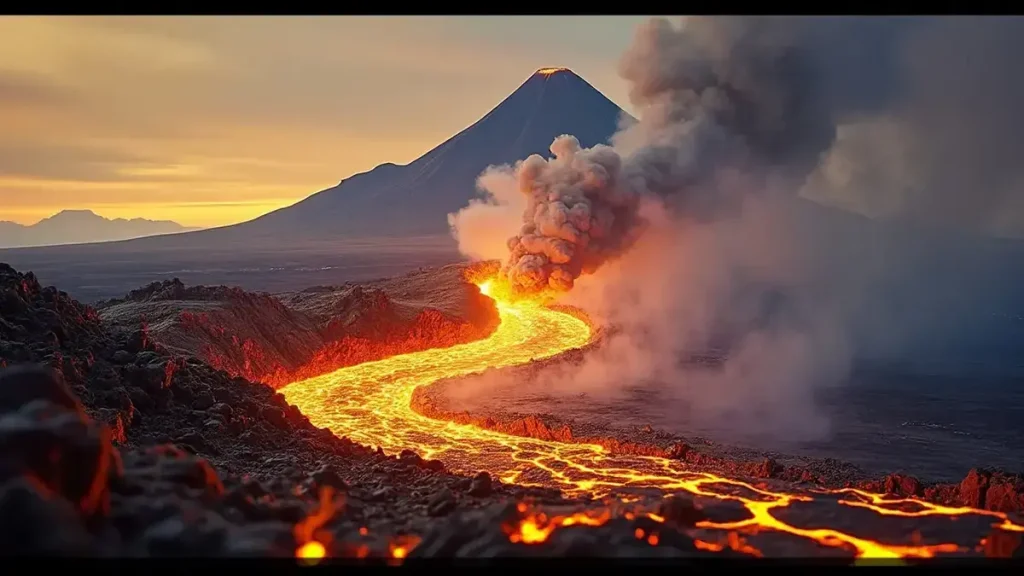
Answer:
[{"left": 0, "top": 261, "right": 1021, "bottom": 559}]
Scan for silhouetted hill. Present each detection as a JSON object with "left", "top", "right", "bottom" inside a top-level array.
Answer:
[
  {"left": 0, "top": 210, "right": 199, "bottom": 248},
  {"left": 238, "top": 68, "right": 632, "bottom": 238},
  {"left": 27, "top": 68, "right": 630, "bottom": 252}
]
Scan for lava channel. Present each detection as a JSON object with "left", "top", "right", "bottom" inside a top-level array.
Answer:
[{"left": 280, "top": 276, "right": 1024, "bottom": 559}]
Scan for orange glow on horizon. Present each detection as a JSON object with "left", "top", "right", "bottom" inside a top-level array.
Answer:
[
  {"left": 0, "top": 17, "right": 642, "bottom": 232},
  {"left": 0, "top": 200, "right": 300, "bottom": 229}
]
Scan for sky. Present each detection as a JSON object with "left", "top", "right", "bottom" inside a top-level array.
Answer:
[{"left": 0, "top": 16, "right": 651, "bottom": 228}]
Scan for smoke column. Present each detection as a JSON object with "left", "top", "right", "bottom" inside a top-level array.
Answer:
[{"left": 449, "top": 16, "right": 1024, "bottom": 445}]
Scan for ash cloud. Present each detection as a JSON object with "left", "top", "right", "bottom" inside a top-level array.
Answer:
[
  {"left": 448, "top": 16, "right": 1024, "bottom": 446},
  {"left": 802, "top": 16, "right": 1024, "bottom": 236}
]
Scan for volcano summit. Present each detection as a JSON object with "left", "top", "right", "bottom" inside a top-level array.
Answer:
[
  {"left": 0, "top": 68, "right": 636, "bottom": 300},
  {"left": 230, "top": 68, "right": 632, "bottom": 239}
]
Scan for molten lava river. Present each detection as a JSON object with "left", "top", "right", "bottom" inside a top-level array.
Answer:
[{"left": 281, "top": 279, "right": 1023, "bottom": 559}]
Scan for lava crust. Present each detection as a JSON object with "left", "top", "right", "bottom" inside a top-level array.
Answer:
[
  {"left": 0, "top": 262, "right": 1022, "bottom": 560},
  {"left": 412, "top": 351, "right": 1024, "bottom": 513}
]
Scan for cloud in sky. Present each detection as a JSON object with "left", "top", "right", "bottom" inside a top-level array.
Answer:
[{"left": 0, "top": 16, "right": 647, "bottom": 228}]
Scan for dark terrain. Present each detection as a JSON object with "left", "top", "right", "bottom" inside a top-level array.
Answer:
[
  {"left": 423, "top": 363, "right": 1024, "bottom": 483},
  {"left": 0, "top": 236, "right": 460, "bottom": 303},
  {"left": 95, "top": 263, "right": 496, "bottom": 388},
  {"left": 413, "top": 346, "right": 1024, "bottom": 512},
  {"left": 0, "top": 262, "right": 1022, "bottom": 559}
]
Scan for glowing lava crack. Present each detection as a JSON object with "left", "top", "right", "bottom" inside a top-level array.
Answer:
[{"left": 281, "top": 279, "right": 1023, "bottom": 559}]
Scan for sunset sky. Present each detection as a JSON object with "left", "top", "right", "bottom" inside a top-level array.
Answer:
[{"left": 0, "top": 16, "right": 650, "bottom": 228}]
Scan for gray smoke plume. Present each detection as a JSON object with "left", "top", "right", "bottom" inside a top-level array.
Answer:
[
  {"left": 802, "top": 16, "right": 1024, "bottom": 236},
  {"left": 494, "top": 16, "right": 847, "bottom": 293},
  {"left": 500, "top": 136, "right": 644, "bottom": 292},
  {"left": 449, "top": 16, "right": 1024, "bottom": 446}
]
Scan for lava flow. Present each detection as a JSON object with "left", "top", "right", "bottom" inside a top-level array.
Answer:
[{"left": 280, "top": 277, "right": 1023, "bottom": 559}]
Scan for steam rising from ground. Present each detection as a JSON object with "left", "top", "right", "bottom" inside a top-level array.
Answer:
[{"left": 448, "top": 16, "right": 1024, "bottom": 445}]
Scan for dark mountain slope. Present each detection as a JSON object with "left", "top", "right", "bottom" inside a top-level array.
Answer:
[
  {"left": 240, "top": 68, "right": 632, "bottom": 238},
  {"left": 43, "top": 68, "right": 631, "bottom": 253}
]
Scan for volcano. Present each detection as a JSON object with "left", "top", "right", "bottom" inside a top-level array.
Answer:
[
  {"left": 242, "top": 67, "right": 630, "bottom": 238},
  {"left": 69, "top": 68, "right": 630, "bottom": 250}
]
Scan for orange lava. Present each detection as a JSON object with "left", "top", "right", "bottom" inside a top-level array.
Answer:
[
  {"left": 296, "top": 541, "right": 326, "bottom": 562},
  {"left": 536, "top": 67, "right": 570, "bottom": 75},
  {"left": 825, "top": 487, "right": 1024, "bottom": 537},
  {"left": 293, "top": 486, "right": 341, "bottom": 560},
  {"left": 690, "top": 480, "right": 962, "bottom": 559},
  {"left": 506, "top": 502, "right": 612, "bottom": 544},
  {"left": 694, "top": 532, "right": 763, "bottom": 556},
  {"left": 389, "top": 535, "right": 421, "bottom": 561},
  {"left": 282, "top": 275, "right": 1024, "bottom": 560}
]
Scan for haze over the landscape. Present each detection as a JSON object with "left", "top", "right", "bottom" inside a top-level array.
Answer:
[
  {"left": 4, "top": 16, "right": 1024, "bottom": 245},
  {"left": 0, "top": 16, "right": 651, "bottom": 231}
]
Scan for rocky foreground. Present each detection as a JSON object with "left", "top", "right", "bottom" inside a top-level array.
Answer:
[{"left": 1, "top": 262, "right": 1022, "bottom": 558}]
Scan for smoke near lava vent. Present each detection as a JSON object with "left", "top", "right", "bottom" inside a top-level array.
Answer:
[
  {"left": 449, "top": 16, "right": 1024, "bottom": 444},
  {"left": 496, "top": 136, "right": 644, "bottom": 292},
  {"left": 458, "top": 16, "right": 841, "bottom": 294}
]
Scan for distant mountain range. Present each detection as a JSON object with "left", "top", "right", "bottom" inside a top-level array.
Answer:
[{"left": 0, "top": 210, "right": 199, "bottom": 248}]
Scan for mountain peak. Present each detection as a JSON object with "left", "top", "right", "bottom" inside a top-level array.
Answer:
[
  {"left": 79, "top": 67, "right": 632, "bottom": 244},
  {"left": 534, "top": 67, "right": 572, "bottom": 76},
  {"left": 53, "top": 209, "right": 100, "bottom": 218},
  {"left": 219, "top": 65, "right": 630, "bottom": 238}
]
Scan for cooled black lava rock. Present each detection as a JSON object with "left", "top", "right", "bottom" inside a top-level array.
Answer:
[
  {"left": 427, "top": 488, "right": 456, "bottom": 517},
  {"left": 260, "top": 407, "right": 289, "bottom": 430},
  {"left": 468, "top": 472, "right": 492, "bottom": 497},
  {"left": 411, "top": 503, "right": 519, "bottom": 558},
  {"left": 311, "top": 464, "right": 348, "bottom": 491},
  {"left": 0, "top": 400, "right": 115, "bottom": 518},
  {"left": 0, "top": 478, "right": 99, "bottom": 556},
  {"left": 209, "top": 403, "right": 233, "bottom": 418},
  {"left": 0, "top": 365, "right": 84, "bottom": 415},
  {"left": 222, "top": 522, "right": 296, "bottom": 557},
  {"left": 657, "top": 495, "right": 707, "bottom": 528},
  {"left": 142, "top": 513, "right": 230, "bottom": 556},
  {"left": 133, "top": 452, "right": 224, "bottom": 496},
  {"left": 192, "top": 391, "right": 216, "bottom": 411},
  {"left": 127, "top": 388, "right": 155, "bottom": 413}
]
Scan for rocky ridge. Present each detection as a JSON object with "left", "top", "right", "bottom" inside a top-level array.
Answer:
[{"left": 97, "top": 263, "right": 498, "bottom": 389}]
